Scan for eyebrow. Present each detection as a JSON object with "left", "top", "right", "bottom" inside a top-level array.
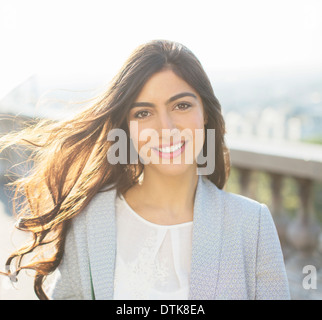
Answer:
[{"left": 131, "top": 92, "right": 198, "bottom": 108}]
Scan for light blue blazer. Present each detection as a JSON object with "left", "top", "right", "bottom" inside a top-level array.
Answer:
[{"left": 47, "top": 176, "right": 290, "bottom": 300}]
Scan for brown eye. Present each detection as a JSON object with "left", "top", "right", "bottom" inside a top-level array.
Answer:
[
  {"left": 174, "top": 103, "right": 191, "bottom": 111},
  {"left": 134, "top": 110, "right": 151, "bottom": 119}
]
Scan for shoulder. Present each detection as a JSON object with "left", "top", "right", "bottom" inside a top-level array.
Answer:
[
  {"left": 71, "top": 186, "right": 117, "bottom": 228},
  {"left": 203, "top": 176, "right": 266, "bottom": 217},
  {"left": 63, "top": 186, "right": 117, "bottom": 256},
  {"left": 202, "top": 176, "right": 273, "bottom": 233},
  {"left": 48, "top": 186, "right": 117, "bottom": 299},
  {"left": 222, "top": 188, "right": 266, "bottom": 220},
  {"left": 203, "top": 177, "right": 281, "bottom": 253}
]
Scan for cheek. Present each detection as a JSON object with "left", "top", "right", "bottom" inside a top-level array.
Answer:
[
  {"left": 128, "top": 121, "right": 158, "bottom": 154},
  {"left": 185, "top": 108, "right": 206, "bottom": 132},
  {"left": 128, "top": 121, "right": 147, "bottom": 156},
  {"left": 189, "top": 110, "right": 206, "bottom": 154},
  {"left": 178, "top": 110, "right": 206, "bottom": 161},
  {"left": 128, "top": 122, "right": 139, "bottom": 151}
]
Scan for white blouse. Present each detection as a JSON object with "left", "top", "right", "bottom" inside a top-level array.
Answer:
[{"left": 113, "top": 195, "right": 193, "bottom": 300}]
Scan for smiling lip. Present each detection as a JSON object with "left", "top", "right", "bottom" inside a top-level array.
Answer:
[{"left": 152, "top": 141, "right": 187, "bottom": 159}]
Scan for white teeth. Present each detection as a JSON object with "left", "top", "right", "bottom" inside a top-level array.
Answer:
[{"left": 158, "top": 142, "right": 184, "bottom": 153}]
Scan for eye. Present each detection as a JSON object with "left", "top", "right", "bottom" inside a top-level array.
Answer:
[
  {"left": 133, "top": 110, "right": 151, "bottom": 119},
  {"left": 174, "top": 103, "right": 192, "bottom": 111}
]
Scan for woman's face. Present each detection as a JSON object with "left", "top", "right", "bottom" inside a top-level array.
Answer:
[{"left": 127, "top": 69, "right": 207, "bottom": 177}]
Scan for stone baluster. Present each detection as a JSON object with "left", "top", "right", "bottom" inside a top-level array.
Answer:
[
  {"left": 270, "top": 173, "right": 289, "bottom": 245},
  {"left": 286, "top": 177, "right": 320, "bottom": 255},
  {"left": 238, "top": 168, "right": 252, "bottom": 198}
]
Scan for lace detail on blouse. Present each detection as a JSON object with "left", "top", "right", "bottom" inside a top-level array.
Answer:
[{"left": 113, "top": 195, "right": 193, "bottom": 300}]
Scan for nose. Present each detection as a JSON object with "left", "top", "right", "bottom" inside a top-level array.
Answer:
[
  {"left": 154, "top": 111, "right": 181, "bottom": 145},
  {"left": 155, "top": 110, "right": 177, "bottom": 132}
]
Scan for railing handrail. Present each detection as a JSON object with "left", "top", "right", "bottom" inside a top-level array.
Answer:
[{"left": 226, "top": 135, "right": 322, "bottom": 181}]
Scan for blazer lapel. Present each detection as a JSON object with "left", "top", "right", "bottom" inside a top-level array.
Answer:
[
  {"left": 85, "top": 177, "right": 223, "bottom": 300},
  {"left": 189, "top": 176, "right": 224, "bottom": 300},
  {"left": 86, "top": 188, "right": 117, "bottom": 300}
]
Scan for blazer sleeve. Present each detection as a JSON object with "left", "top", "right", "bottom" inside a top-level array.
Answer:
[
  {"left": 255, "top": 204, "right": 291, "bottom": 300},
  {"left": 45, "top": 221, "right": 84, "bottom": 300}
]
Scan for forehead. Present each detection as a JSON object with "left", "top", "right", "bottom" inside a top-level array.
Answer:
[{"left": 135, "top": 69, "right": 200, "bottom": 102}]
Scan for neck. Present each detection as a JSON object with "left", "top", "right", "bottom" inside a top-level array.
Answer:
[{"left": 136, "top": 167, "right": 199, "bottom": 215}]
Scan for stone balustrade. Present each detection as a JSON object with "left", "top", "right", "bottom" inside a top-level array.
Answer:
[
  {"left": 226, "top": 136, "right": 322, "bottom": 299},
  {"left": 226, "top": 136, "right": 322, "bottom": 253}
]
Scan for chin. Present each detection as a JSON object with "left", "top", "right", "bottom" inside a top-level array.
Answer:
[{"left": 147, "top": 162, "right": 196, "bottom": 178}]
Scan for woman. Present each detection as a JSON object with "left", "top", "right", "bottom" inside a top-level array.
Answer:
[{"left": 0, "top": 40, "right": 290, "bottom": 300}]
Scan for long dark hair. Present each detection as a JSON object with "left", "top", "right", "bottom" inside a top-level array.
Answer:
[{"left": 0, "top": 40, "right": 230, "bottom": 299}]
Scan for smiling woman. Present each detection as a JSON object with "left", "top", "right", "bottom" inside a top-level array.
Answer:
[{"left": 0, "top": 40, "right": 290, "bottom": 300}]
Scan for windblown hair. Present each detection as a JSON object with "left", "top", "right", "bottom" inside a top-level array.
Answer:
[{"left": 0, "top": 40, "right": 230, "bottom": 299}]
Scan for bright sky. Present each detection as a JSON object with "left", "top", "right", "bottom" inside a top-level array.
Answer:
[{"left": 1, "top": 0, "right": 322, "bottom": 99}]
